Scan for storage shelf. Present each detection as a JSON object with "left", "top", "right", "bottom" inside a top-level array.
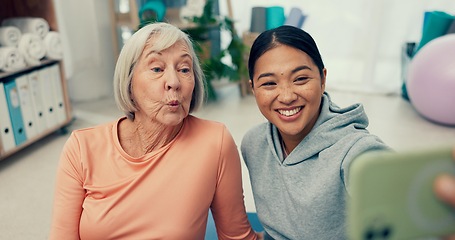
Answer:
[
  {"left": 0, "top": 118, "right": 72, "bottom": 161},
  {"left": 0, "top": 0, "right": 73, "bottom": 161},
  {"left": 0, "top": 59, "right": 59, "bottom": 79}
]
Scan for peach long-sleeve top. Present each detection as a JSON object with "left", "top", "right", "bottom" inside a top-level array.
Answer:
[{"left": 50, "top": 115, "right": 257, "bottom": 240}]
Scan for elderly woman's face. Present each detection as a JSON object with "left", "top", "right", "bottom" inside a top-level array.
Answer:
[{"left": 131, "top": 39, "right": 195, "bottom": 126}]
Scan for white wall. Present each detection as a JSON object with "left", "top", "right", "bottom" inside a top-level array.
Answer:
[
  {"left": 220, "top": 0, "right": 455, "bottom": 94},
  {"left": 53, "top": 0, "right": 116, "bottom": 102},
  {"left": 52, "top": 0, "right": 455, "bottom": 99}
]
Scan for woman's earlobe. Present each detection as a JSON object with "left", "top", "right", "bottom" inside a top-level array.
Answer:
[{"left": 321, "top": 68, "right": 327, "bottom": 91}]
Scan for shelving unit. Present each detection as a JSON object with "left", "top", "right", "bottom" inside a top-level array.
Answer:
[
  {"left": 109, "top": 0, "right": 203, "bottom": 59},
  {"left": 0, "top": 0, "right": 73, "bottom": 161},
  {"left": 108, "top": 0, "right": 252, "bottom": 97},
  {"left": 109, "top": 0, "right": 140, "bottom": 59}
]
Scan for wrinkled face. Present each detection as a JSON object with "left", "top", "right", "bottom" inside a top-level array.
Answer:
[
  {"left": 131, "top": 39, "right": 195, "bottom": 126},
  {"left": 251, "top": 44, "right": 326, "bottom": 141}
]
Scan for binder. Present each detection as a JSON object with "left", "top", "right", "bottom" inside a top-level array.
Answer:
[
  {"left": 28, "top": 70, "right": 48, "bottom": 133},
  {"left": 16, "top": 74, "right": 38, "bottom": 139},
  {"left": 0, "top": 82, "right": 16, "bottom": 152},
  {"left": 37, "top": 66, "right": 58, "bottom": 129},
  {"left": 3, "top": 79, "right": 27, "bottom": 146},
  {"left": 49, "top": 64, "right": 66, "bottom": 124}
]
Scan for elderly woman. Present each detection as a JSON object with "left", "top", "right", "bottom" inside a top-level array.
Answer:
[{"left": 50, "top": 22, "right": 259, "bottom": 240}]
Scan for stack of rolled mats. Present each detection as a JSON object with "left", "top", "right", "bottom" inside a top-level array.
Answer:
[{"left": 0, "top": 17, "right": 63, "bottom": 73}]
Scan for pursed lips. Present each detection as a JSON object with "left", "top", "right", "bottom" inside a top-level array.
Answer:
[{"left": 168, "top": 100, "right": 180, "bottom": 106}]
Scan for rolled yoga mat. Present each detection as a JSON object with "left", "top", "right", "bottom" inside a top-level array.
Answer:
[
  {"left": 414, "top": 11, "right": 455, "bottom": 54},
  {"left": 284, "top": 7, "right": 306, "bottom": 28},
  {"left": 17, "top": 33, "right": 46, "bottom": 66},
  {"left": 266, "top": 6, "right": 285, "bottom": 30},
  {"left": 2, "top": 17, "right": 50, "bottom": 39},
  {"left": 43, "top": 31, "right": 63, "bottom": 60},
  {"left": 446, "top": 19, "right": 455, "bottom": 34},
  {"left": 0, "top": 26, "right": 22, "bottom": 47},
  {"left": 250, "top": 6, "right": 267, "bottom": 33},
  {"left": 0, "top": 46, "right": 26, "bottom": 72}
]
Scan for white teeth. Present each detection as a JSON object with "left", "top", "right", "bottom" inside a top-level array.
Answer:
[{"left": 278, "top": 107, "right": 301, "bottom": 116}]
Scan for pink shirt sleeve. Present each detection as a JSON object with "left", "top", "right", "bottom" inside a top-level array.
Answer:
[
  {"left": 211, "top": 126, "right": 257, "bottom": 240},
  {"left": 49, "top": 133, "right": 85, "bottom": 240},
  {"left": 49, "top": 118, "right": 258, "bottom": 239}
]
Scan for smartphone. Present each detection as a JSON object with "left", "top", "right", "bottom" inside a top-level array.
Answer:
[{"left": 347, "top": 147, "right": 455, "bottom": 240}]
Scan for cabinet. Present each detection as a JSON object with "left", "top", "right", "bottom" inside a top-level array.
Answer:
[{"left": 0, "top": 0, "right": 73, "bottom": 161}]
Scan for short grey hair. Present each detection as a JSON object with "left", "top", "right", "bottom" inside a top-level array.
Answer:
[{"left": 113, "top": 22, "right": 205, "bottom": 120}]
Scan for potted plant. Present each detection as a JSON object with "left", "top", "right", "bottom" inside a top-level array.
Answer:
[
  {"left": 137, "top": 0, "right": 249, "bottom": 102},
  {"left": 183, "top": 0, "right": 248, "bottom": 102}
]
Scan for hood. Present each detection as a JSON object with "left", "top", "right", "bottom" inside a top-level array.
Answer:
[{"left": 267, "top": 92, "right": 370, "bottom": 165}]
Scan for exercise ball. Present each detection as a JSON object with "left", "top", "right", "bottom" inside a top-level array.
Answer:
[{"left": 407, "top": 34, "right": 455, "bottom": 125}]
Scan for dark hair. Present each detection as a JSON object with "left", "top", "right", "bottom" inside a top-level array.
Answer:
[{"left": 248, "top": 25, "right": 325, "bottom": 85}]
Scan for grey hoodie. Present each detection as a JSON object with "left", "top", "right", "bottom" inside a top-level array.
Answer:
[{"left": 241, "top": 92, "right": 390, "bottom": 240}]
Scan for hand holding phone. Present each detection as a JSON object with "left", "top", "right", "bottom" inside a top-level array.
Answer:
[{"left": 347, "top": 147, "right": 455, "bottom": 240}]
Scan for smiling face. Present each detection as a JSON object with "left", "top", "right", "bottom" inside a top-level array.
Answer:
[
  {"left": 131, "top": 39, "right": 195, "bottom": 126},
  {"left": 251, "top": 44, "right": 326, "bottom": 147}
]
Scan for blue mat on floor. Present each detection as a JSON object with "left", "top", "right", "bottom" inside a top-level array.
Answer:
[{"left": 205, "top": 210, "right": 263, "bottom": 240}]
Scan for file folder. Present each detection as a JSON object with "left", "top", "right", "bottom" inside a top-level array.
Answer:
[
  {"left": 28, "top": 70, "right": 48, "bottom": 133},
  {"left": 0, "top": 82, "right": 16, "bottom": 153},
  {"left": 3, "top": 79, "right": 27, "bottom": 146},
  {"left": 49, "top": 64, "right": 66, "bottom": 124},
  {"left": 16, "top": 74, "right": 38, "bottom": 139},
  {"left": 38, "top": 66, "right": 58, "bottom": 129}
]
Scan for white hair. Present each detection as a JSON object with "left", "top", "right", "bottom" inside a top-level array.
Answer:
[{"left": 113, "top": 22, "right": 205, "bottom": 119}]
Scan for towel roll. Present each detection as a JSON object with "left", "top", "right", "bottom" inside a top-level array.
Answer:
[
  {"left": 0, "top": 46, "right": 26, "bottom": 72},
  {"left": 43, "top": 31, "right": 63, "bottom": 60},
  {"left": 0, "top": 26, "right": 22, "bottom": 47},
  {"left": 2, "top": 17, "right": 50, "bottom": 39},
  {"left": 17, "top": 33, "right": 46, "bottom": 66}
]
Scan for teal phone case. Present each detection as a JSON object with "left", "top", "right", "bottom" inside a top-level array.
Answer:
[{"left": 347, "top": 147, "right": 455, "bottom": 240}]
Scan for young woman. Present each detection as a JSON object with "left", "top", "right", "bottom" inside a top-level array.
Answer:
[{"left": 241, "top": 25, "right": 389, "bottom": 239}]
